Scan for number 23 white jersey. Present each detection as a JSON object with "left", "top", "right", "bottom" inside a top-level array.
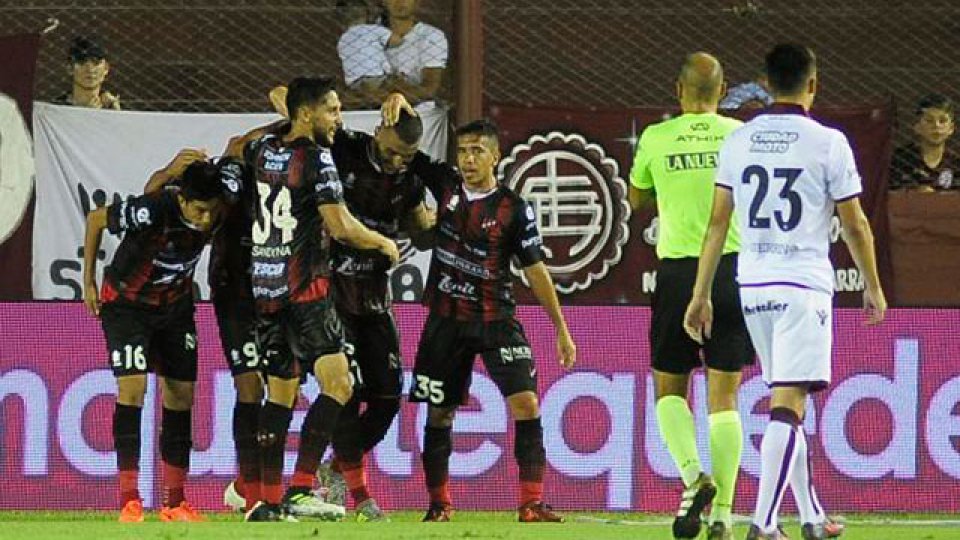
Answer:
[{"left": 715, "top": 107, "right": 862, "bottom": 294}]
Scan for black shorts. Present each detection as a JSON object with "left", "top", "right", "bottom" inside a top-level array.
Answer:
[
  {"left": 213, "top": 294, "right": 262, "bottom": 376},
  {"left": 100, "top": 297, "right": 198, "bottom": 381},
  {"left": 651, "top": 253, "right": 755, "bottom": 374},
  {"left": 410, "top": 314, "right": 537, "bottom": 407},
  {"left": 255, "top": 299, "right": 344, "bottom": 380},
  {"left": 341, "top": 310, "right": 403, "bottom": 400}
]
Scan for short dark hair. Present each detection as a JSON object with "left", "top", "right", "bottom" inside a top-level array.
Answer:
[
  {"left": 68, "top": 36, "right": 107, "bottom": 64},
  {"left": 765, "top": 43, "right": 816, "bottom": 96},
  {"left": 915, "top": 93, "right": 954, "bottom": 118},
  {"left": 390, "top": 109, "right": 424, "bottom": 145},
  {"left": 180, "top": 161, "right": 224, "bottom": 202},
  {"left": 455, "top": 119, "right": 500, "bottom": 146},
  {"left": 286, "top": 76, "right": 337, "bottom": 120}
]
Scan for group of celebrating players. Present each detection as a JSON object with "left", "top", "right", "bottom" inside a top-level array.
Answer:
[
  {"left": 82, "top": 41, "right": 885, "bottom": 540},
  {"left": 83, "top": 76, "right": 573, "bottom": 525}
]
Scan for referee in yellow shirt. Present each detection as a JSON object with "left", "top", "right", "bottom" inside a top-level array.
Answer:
[{"left": 629, "top": 52, "right": 752, "bottom": 540}]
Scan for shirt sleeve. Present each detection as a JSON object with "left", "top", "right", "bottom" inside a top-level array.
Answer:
[
  {"left": 311, "top": 147, "right": 345, "bottom": 205},
  {"left": 409, "top": 151, "right": 459, "bottom": 202},
  {"left": 512, "top": 200, "right": 545, "bottom": 268},
  {"left": 106, "top": 193, "right": 165, "bottom": 235},
  {"left": 629, "top": 129, "right": 655, "bottom": 190},
  {"left": 827, "top": 132, "right": 863, "bottom": 201},
  {"left": 714, "top": 138, "right": 736, "bottom": 190},
  {"left": 422, "top": 26, "right": 449, "bottom": 69}
]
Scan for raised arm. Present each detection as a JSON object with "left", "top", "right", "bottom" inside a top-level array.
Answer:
[{"left": 144, "top": 148, "right": 207, "bottom": 193}]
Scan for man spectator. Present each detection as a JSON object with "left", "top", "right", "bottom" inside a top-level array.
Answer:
[
  {"left": 337, "top": 0, "right": 392, "bottom": 105},
  {"left": 382, "top": 0, "right": 447, "bottom": 105},
  {"left": 890, "top": 93, "right": 957, "bottom": 190},
  {"left": 58, "top": 36, "right": 121, "bottom": 110},
  {"left": 719, "top": 69, "right": 772, "bottom": 112}
]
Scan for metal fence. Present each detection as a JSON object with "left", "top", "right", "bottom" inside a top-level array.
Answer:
[
  {"left": 0, "top": 0, "right": 453, "bottom": 112},
  {"left": 484, "top": 0, "right": 960, "bottom": 133}
]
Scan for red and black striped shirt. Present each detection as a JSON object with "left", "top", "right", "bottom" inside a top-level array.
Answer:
[
  {"left": 411, "top": 155, "right": 545, "bottom": 322},
  {"left": 102, "top": 190, "right": 214, "bottom": 306},
  {"left": 244, "top": 134, "right": 344, "bottom": 314},
  {"left": 330, "top": 129, "right": 426, "bottom": 316}
]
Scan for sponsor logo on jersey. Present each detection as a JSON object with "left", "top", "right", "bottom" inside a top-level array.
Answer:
[
  {"left": 750, "top": 130, "right": 799, "bottom": 153},
  {"left": 499, "top": 132, "right": 630, "bottom": 293},
  {"left": 665, "top": 151, "right": 719, "bottom": 172},
  {"left": 252, "top": 245, "right": 293, "bottom": 258},
  {"left": 743, "top": 300, "right": 789, "bottom": 315}
]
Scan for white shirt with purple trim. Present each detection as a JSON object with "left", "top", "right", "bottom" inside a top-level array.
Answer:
[{"left": 715, "top": 105, "right": 862, "bottom": 294}]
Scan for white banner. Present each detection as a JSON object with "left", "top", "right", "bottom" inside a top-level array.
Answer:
[{"left": 32, "top": 102, "right": 447, "bottom": 300}]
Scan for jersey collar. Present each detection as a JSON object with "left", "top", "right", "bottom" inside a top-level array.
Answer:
[{"left": 765, "top": 103, "right": 810, "bottom": 116}]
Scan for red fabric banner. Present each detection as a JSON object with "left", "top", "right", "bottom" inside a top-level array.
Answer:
[{"left": 490, "top": 104, "right": 894, "bottom": 307}]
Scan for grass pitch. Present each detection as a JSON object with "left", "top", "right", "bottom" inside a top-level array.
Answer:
[{"left": 0, "top": 511, "right": 958, "bottom": 539}]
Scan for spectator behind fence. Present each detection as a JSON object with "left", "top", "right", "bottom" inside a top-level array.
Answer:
[
  {"left": 718, "top": 69, "right": 772, "bottom": 111},
  {"left": 890, "top": 94, "right": 957, "bottom": 191},
  {"left": 57, "top": 36, "right": 120, "bottom": 110},
  {"left": 382, "top": 0, "right": 448, "bottom": 105},
  {"left": 337, "top": 0, "right": 391, "bottom": 92}
]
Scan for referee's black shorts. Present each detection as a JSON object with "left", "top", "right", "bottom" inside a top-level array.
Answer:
[{"left": 650, "top": 253, "right": 754, "bottom": 374}]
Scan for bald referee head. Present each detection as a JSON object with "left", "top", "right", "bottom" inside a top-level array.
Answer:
[{"left": 676, "top": 52, "right": 726, "bottom": 113}]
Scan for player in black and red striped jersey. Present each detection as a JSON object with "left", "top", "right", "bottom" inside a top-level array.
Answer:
[
  {"left": 143, "top": 149, "right": 269, "bottom": 517},
  {"left": 83, "top": 159, "right": 229, "bottom": 523},
  {"left": 397, "top": 113, "right": 578, "bottom": 523},
  {"left": 238, "top": 76, "right": 400, "bottom": 522},
  {"left": 224, "top": 94, "right": 434, "bottom": 520}
]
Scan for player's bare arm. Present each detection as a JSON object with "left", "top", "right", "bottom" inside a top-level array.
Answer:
[
  {"left": 82, "top": 206, "right": 109, "bottom": 317},
  {"left": 628, "top": 185, "right": 656, "bottom": 211},
  {"left": 319, "top": 203, "right": 400, "bottom": 265},
  {"left": 837, "top": 198, "right": 887, "bottom": 325},
  {"left": 386, "top": 68, "right": 443, "bottom": 105},
  {"left": 522, "top": 261, "right": 576, "bottom": 369},
  {"left": 143, "top": 148, "right": 208, "bottom": 194},
  {"left": 683, "top": 186, "right": 734, "bottom": 344}
]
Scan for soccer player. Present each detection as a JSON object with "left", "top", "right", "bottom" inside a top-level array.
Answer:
[
  {"left": 240, "top": 76, "right": 399, "bottom": 522},
  {"left": 629, "top": 52, "right": 752, "bottom": 540},
  {"left": 83, "top": 159, "right": 228, "bottom": 522},
  {"left": 684, "top": 44, "right": 886, "bottom": 540},
  {"left": 319, "top": 108, "right": 435, "bottom": 522},
  {"left": 144, "top": 150, "right": 279, "bottom": 517},
  {"left": 406, "top": 118, "right": 577, "bottom": 523}
]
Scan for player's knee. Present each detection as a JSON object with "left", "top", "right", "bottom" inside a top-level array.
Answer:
[
  {"left": 427, "top": 405, "right": 456, "bottom": 428},
  {"left": 507, "top": 391, "right": 540, "bottom": 420},
  {"left": 116, "top": 375, "right": 147, "bottom": 407},
  {"left": 234, "top": 372, "right": 264, "bottom": 403},
  {"left": 161, "top": 379, "right": 195, "bottom": 411}
]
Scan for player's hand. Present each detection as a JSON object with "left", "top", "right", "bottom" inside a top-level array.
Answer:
[
  {"left": 863, "top": 286, "right": 887, "bottom": 326},
  {"left": 269, "top": 86, "right": 290, "bottom": 119},
  {"left": 381, "top": 92, "right": 416, "bottom": 127},
  {"left": 83, "top": 282, "right": 101, "bottom": 318},
  {"left": 168, "top": 148, "right": 208, "bottom": 177},
  {"left": 683, "top": 296, "right": 713, "bottom": 345},
  {"left": 379, "top": 238, "right": 401, "bottom": 267},
  {"left": 101, "top": 91, "right": 120, "bottom": 110},
  {"left": 421, "top": 207, "right": 437, "bottom": 229},
  {"left": 557, "top": 326, "right": 576, "bottom": 370}
]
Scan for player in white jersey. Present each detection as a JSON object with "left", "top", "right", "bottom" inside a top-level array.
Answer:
[{"left": 683, "top": 44, "right": 886, "bottom": 540}]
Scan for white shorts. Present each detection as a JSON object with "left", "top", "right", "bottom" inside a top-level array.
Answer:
[{"left": 739, "top": 285, "right": 833, "bottom": 391}]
